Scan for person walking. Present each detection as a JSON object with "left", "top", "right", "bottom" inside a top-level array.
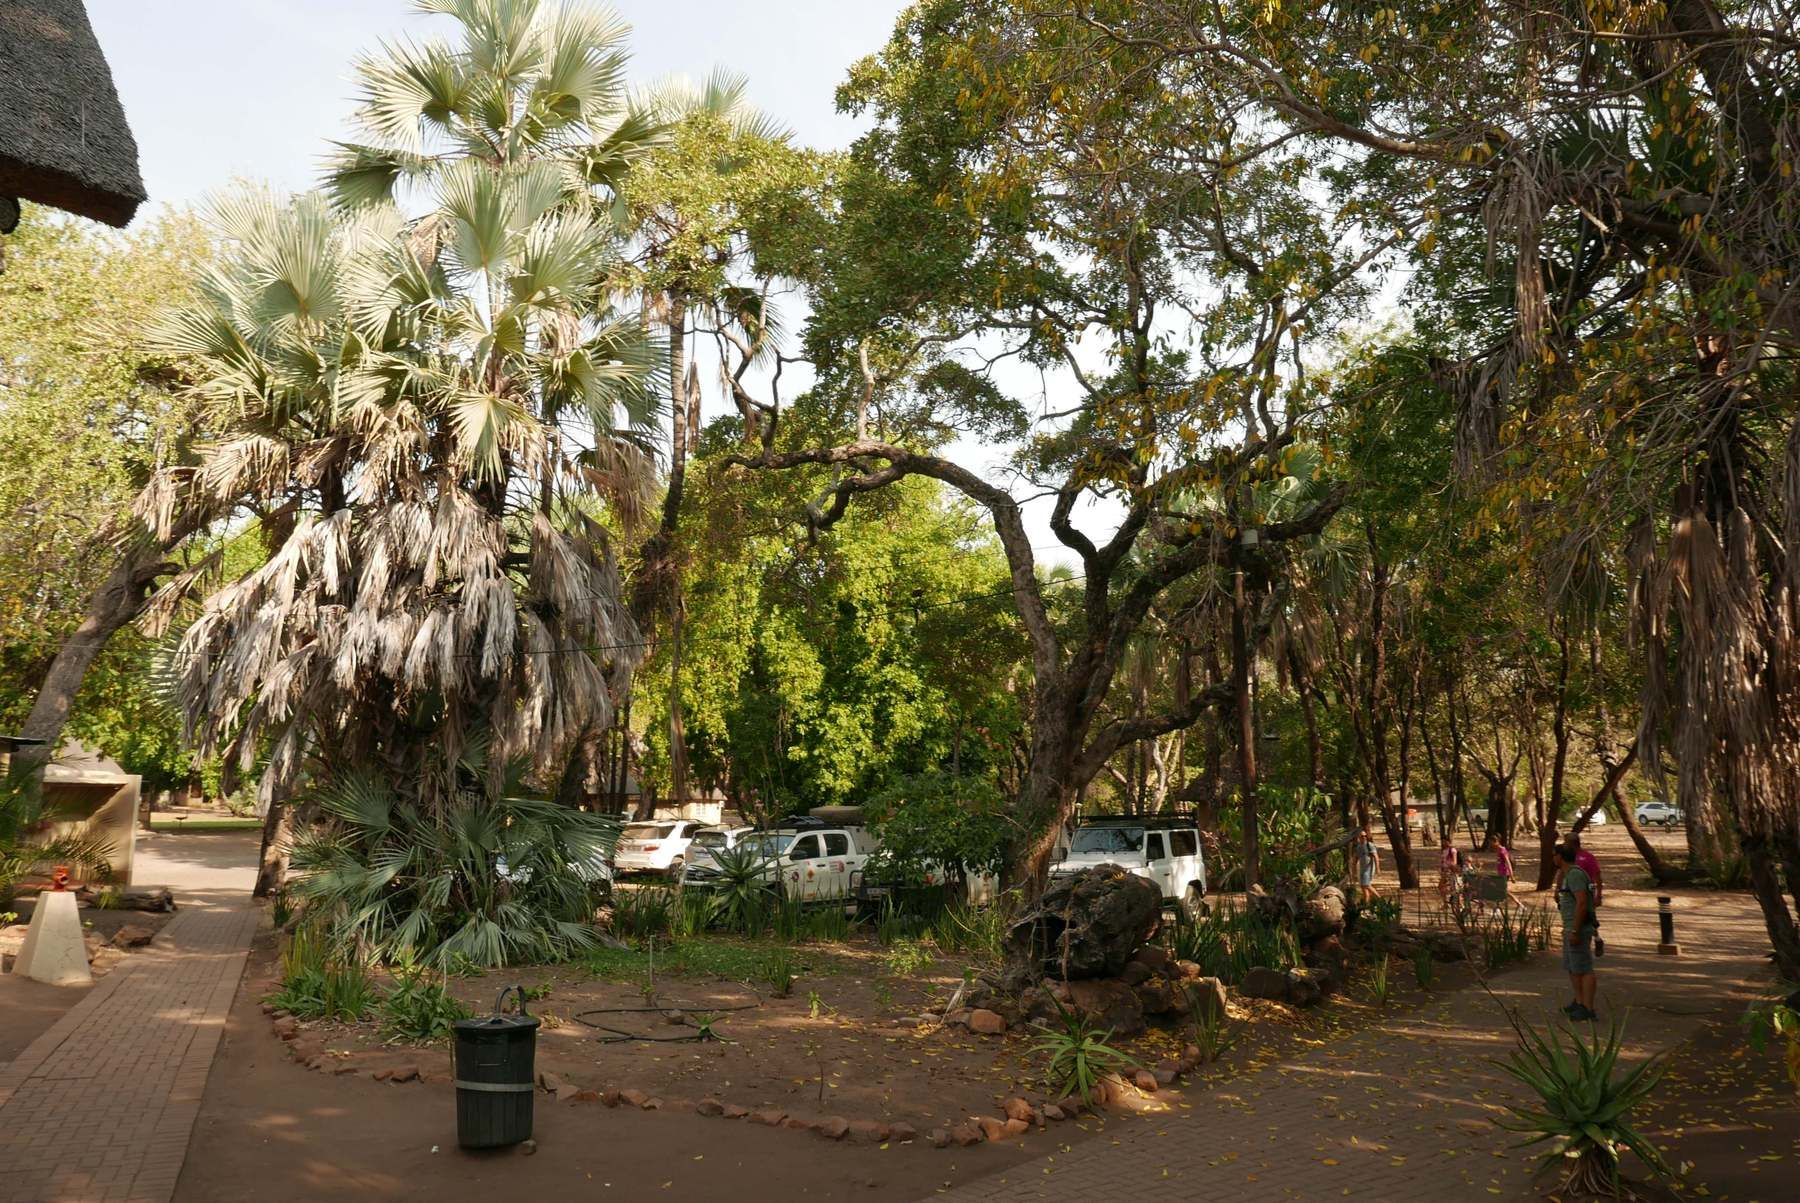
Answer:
[
  {"left": 1494, "top": 839, "right": 1514, "bottom": 891},
  {"left": 1437, "top": 836, "right": 1457, "bottom": 904},
  {"left": 1554, "top": 841, "right": 1599, "bottom": 1020},
  {"left": 1354, "top": 826, "right": 1380, "bottom": 898}
]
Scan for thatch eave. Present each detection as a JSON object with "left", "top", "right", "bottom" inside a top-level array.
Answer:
[{"left": 0, "top": 0, "right": 146, "bottom": 228}]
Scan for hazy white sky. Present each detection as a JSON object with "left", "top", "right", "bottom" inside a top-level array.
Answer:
[{"left": 90, "top": 0, "right": 906, "bottom": 212}]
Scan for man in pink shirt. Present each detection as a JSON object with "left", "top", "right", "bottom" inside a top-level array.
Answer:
[{"left": 1568, "top": 833, "right": 1603, "bottom": 953}]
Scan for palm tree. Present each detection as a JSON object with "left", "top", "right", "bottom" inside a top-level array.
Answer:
[{"left": 144, "top": 0, "right": 663, "bottom": 900}]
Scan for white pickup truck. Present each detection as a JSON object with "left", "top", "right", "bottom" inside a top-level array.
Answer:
[
  {"left": 682, "top": 820, "right": 876, "bottom": 905},
  {"left": 1051, "top": 816, "right": 1207, "bottom": 917}
]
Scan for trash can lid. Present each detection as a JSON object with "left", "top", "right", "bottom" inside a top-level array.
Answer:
[{"left": 454, "top": 1012, "right": 540, "bottom": 1032}]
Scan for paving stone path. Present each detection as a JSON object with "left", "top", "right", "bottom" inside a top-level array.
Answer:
[
  {"left": 928, "top": 889, "right": 1772, "bottom": 1203},
  {"left": 0, "top": 835, "right": 257, "bottom": 1203}
]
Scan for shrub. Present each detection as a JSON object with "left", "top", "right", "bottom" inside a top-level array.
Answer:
[
  {"left": 1365, "top": 953, "right": 1394, "bottom": 1006},
  {"left": 707, "top": 843, "right": 777, "bottom": 935},
  {"left": 771, "top": 890, "right": 807, "bottom": 942},
  {"left": 1032, "top": 998, "right": 1139, "bottom": 1106},
  {"left": 669, "top": 889, "right": 717, "bottom": 940},
  {"left": 1412, "top": 944, "right": 1435, "bottom": 991},
  {"left": 883, "top": 937, "right": 935, "bottom": 977},
  {"left": 610, "top": 887, "right": 674, "bottom": 943},
  {"left": 1742, "top": 998, "right": 1800, "bottom": 1092},
  {"left": 802, "top": 902, "right": 853, "bottom": 943},
  {"left": 269, "top": 926, "right": 379, "bottom": 1022},
  {"left": 930, "top": 896, "right": 1010, "bottom": 963},
  {"left": 759, "top": 948, "right": 796, "bottom": 998},
  {"left": 1496, "top": 1017, "right": 1673, "bottom": 1199},
  {"left": 1187, "top": 986, "right": 1236, "bottom": 1064},
  {"left": 380, "top": 971, "right": 471, "bottom": 1042},
  {"left": 287, "top": 761, "right": 617, "bottom": 968},
  {"left": 1169, "top": 900, "right": 1300, "bottom": 983}
]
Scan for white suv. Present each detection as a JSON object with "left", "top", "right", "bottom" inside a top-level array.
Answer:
[
  {"left": 613, "top": 820, "right": 702, "bottom": 879},
  {"left": 1051, "top": 818, "right": 1207, "bottom": 917},
  {"left": 1634, "top": 799, "right": 1683, "bottom": 828},
  {"left": 680, "top": 826, "right": 754, "bottom": 879}
]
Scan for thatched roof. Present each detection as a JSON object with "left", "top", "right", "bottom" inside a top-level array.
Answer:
[{"left": 0, "top": 0, "right": 145, "bottom": 227}]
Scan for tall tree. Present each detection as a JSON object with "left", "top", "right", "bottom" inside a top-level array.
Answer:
[
  {"left": 717, "top": 2, "right": 1351, "bottom": 885},
  {"left": 155, "top": 0, "right": 663, "bottom": 894}
]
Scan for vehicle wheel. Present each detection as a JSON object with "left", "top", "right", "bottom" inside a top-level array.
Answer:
[{"left": 1182, "top": 883, "right": 1209, "bottom": 921}]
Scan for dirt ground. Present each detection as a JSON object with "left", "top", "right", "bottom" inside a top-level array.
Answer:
[
  {"left": 1633, "top": 970, "right": 1800, "bottom": 1203},
  {"left": 176, "top": 935, "right": 1046, "bottom": 1203}
]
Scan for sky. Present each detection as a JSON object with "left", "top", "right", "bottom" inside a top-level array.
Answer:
[
  {"left": 85, "top": 0, "right": 1106, "bottom": 562},
  {"left": 89, "top": 0, "right": 907, "bottom": 212}
]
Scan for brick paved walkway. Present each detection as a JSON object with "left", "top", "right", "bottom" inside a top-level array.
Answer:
[
  {"left": 0, "top": 835, "right": 257, "bottom": 1203},
  {"left": 928, "top": 890, "right": 1771, "bottom": 1203}
]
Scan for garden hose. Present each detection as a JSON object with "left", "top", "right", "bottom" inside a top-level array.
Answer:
[{"left": 572, "top": 1002, "right": 760, "bottom": 1044}]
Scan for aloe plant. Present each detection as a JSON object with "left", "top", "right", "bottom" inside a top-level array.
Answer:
[
  {"left": 1032, "top": 997, "right": 1141, "bottom": 1105},
  {"left": 1495, "top": 1016, "right": 1674, "bottom": 1199}
]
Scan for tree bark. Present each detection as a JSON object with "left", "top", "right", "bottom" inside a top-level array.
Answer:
[
  {"left": 253, "top": 794, "right": 293, "bottom": 899},
  {"left": 1231, "top": 558, "right": 1260, "bottom": 888}
]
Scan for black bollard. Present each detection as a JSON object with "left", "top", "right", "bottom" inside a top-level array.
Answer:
[{"left": 1656, "top": 895, "right": 1680, "bottom": 955}]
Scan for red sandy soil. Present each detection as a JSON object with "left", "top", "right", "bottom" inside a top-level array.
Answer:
[{"left": 176, "top": 936, "right": 1048, "bottom": 1202}]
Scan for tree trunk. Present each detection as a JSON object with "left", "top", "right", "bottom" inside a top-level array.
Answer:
[
  {"left": 1230, "top": 560, "right": 1259, "bottom": 888},
  {"left": 18, "top": 522, "right": 199, "bottom": 772},
  {"left": 253, "top": 794, "right": 293, "bottom": 899},
  {"left": 1744, "top": 837, "right": 1800, "bottom": 981}
]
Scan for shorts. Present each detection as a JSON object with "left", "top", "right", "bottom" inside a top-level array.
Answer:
[
  {"left": 1562, "top": 928, "right": 1596, "bottom": 974},
  {"left": 1358, "top": 868, "right": 1374, "bottom": 888}
]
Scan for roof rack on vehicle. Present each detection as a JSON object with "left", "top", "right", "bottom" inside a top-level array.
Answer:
[{"left": 1078, "top": 814, "right": 1199, "bottom": 827}]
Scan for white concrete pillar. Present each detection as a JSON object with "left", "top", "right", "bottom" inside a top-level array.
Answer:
[{"left": 13, "top": 890, "right": 93, "bottom": 986}]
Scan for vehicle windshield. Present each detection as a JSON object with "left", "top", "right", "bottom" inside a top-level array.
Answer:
[
  {"left": 1069, "top": 826, "right": 1145, "bottom": 856},
  {"left": 691, "top": 830, "right": 733, "bottom": 850},
  {"left": 623, "top": 823, "right": 671, "bottom": 841},
  {"left": 735, "top": 833, "right": 794, "bottom": 861}
]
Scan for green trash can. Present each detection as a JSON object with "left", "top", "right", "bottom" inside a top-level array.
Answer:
[{"left": 453, "top": 986, "right": 540, "bottom": 1149}]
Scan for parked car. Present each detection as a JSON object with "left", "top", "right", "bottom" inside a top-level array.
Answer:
[
  {"left": 680, "top": 825, "right": 755, "bottom": 879},
  {"left": 1050, "top": 816, "right": 1207, "bottom": 917},
  {"left": 684, "top": 818, "right": 878, "bottom": 906},
  {"left": 1634, "top": 799, "right": 1683, "bottom": 828},
  {"left": 1586, "top": 808, "right": 1608, "bottom": 827},
  {"left": 613, "top": 820, "right": 703, "bottom": 879}
]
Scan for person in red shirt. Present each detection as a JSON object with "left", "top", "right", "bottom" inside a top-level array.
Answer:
[{"left": 1567, "top": 833, "right": 1604, "bottom": 954}]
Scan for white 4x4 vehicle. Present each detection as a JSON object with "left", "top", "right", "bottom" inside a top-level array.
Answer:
[
  {"left": 613, "top": 820, "right": 703, "bottom": 879},
  {"left": 1052, "top": 818, "right": 1207, "bottom": 917},
  {"left": 1634, "top": 799, "right": 1683, "bottom": 828},
  {"left": 683, "top": 821, "right": 878, "bottom": 905}
]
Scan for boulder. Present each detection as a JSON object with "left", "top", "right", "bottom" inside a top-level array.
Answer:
[
  {"left": 1300, "top": 886, "right": 1347, "bottom": 942},
  {"left": 1185, "top": 976, "right": 1228, "bottom": 1023},
  {"left": 889, "top": 1121, "right": 918, "bottom": 1143},
  {"left": 722, "top": 1103, "right": 749, "bottom": 1119},
  {"left": 1004, "top": 865, "right": 1162, "bottom": 981},
  {"left": 968, "top": 1008, "right": 1008, "bottom": 1036},
  {"left": 928, "top": 1128, "right": 952, "bottom": 1148},
  {"left": 1172, "top": 959, "right": 1203, "bottom": 981},
  {"left": 1132, "top": 1069, "right": 1159, "bottom": 1093},
  {"left": 1132, "top": 976, "right": 1179, "bottom": 1016},
  {"left": 974, "top": 1115, "right": 1008, "bottom": 1142},
  {"left": 1002, "top": 1097, "right": 1038, "bottom": 1124},
  {"left": 1119, "top": 960, "right": 1155, "bottom": 987},
  {"left": 950, "top": 1122, "right": 984, "bottom": 1147},
  {"left": 847, "top": 1120, "right": 888, "bottom": 1144},
  {"left": 813, "top": 1117, "right": 850, "bottom": 1141},
  {"left": 1131, "top": 944, "right": 1173, "bottom": 972},
  {"left": 110, "top": 923, "right": 158, "bottom": 949},
  {"left": 1285, "top": 967, "right": 1330, "bottom": 1007},
  {"left": 1064, "top": 978, "right": 1146, "bottom": 1035},
  {"left": 696, "top": 1099, "right": 725, "bottom": 1117},
  {"left": 1001, "top": 1118, "right": 1030, "bottom": 1138},
  {"left": 618, "top": 1088, "right": 649, "bottom": 1108},
  {"left": 1239, "top": 965, "right": 1290, "bottom": 1000}
]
